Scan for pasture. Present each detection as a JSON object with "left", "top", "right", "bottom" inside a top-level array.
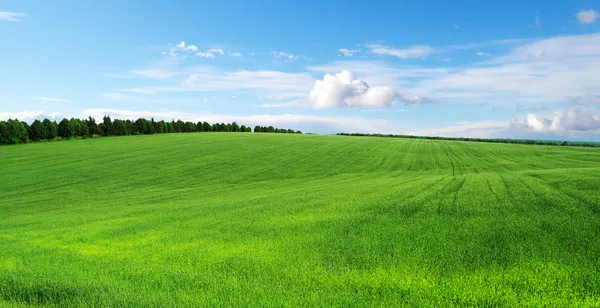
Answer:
[{"left": 1, "top": 133, "right": 599, "bottom": 306}]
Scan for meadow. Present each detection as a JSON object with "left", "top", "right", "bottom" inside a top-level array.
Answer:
[{"left": 1, "top": 133, "right": 599, "bottom": 307}]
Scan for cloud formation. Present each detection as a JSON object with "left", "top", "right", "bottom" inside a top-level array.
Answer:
[
  {"left": 367, "top": 44, "right": 436, "bottom": 59},
  {"left": 577, "top": 10, "right": 599, "bottom": 24},
  {"left": 0, "top": 110, "right": 61, "bottom": 122},
  {"left": 170, "top": 41, "right": 198, "bottom": 57},
  {"left": 338, "top": 48, "right": 359, "bottom": 56},
  {"left": 306, "top": 70, "right": 430, "bottom": 109},
  {"left": 511, "top": 108, "right": 600, "bottom": 134},
  {"left": 0, "top": 12, "right": 26, "bottom": 22},
  {"left": 197, "top": 48, "right": 224, "bottom": 58}
]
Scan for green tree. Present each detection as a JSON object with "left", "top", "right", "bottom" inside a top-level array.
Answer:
[
  {"left": 232, "top": 122, "right": 240, "bottom": 132},
  {"left": 28, "top": 119, "right": 47, "bottom": 141},
  {"left": 113, "top": 119, "right": 128, "bottom": 136},
  {"left": 87, "top": 116, "right": 98, "bottom": 135},
  {"left": 43, "top": 119, "right": 58, "bottom": 140},
  {"left": 0, "top": 121, "right": 8, "bottom": 145},
  {"left": 102, "top": 115, "right": 113, "bottom": 136},
  {"left": 203, "top": 121, "right": 211, "bottom": 132},
  {"left": 58, "top": 118, "right": 75, "bottom": 139}
]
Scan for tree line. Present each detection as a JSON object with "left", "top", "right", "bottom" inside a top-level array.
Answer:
[
  {"left": 337, "top": 133, "right": 600, "bottom": 148},
  {"left": 0, "top": 116, "right": 302, "bottom": 146}
]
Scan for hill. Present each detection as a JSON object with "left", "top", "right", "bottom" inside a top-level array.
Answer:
[{"left": 1, "top": 133, "right": 599, "bottom": 306}]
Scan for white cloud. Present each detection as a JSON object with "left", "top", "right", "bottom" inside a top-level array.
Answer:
[
  {"left": 0, "top": 110, "right": 61, "bottom": 122},
  {"left": 511, "top": 108, "right": 600, "bottom": 134},
  {"left": 367, "top": 44, "right": 437, "bottom": 59},
  {"left": 567, "top": 93, "right": 600, "bottom": 105},
  {"left": 130, "top": 69, "right": 179, "bottom": 79},
  {"left": 576, "top": 10, "right": 599, "bottom": 24},
  {"left": 408, "top": 120, "right": 509, "bottom": 138},
  {"left": 258, "top": 101, "right": 298, "bottom": 108},
  {"left": 453, "top": 24, "right": 460, "bottom": 29},
  {"left": 475, "top": 52, "right": 490, "bottom": 57},
  {"left": 228, "top": 52, "right": 242, "bottom": 57},
  {"left": 306, "top": 70, "right": 431, "bottom": 109},
  {"left": 271, "top": 51, "right": 299, "bottom": 61},
  {"left": 197, "top": 48, "right": 224, "bottom": 58},
  {"left": 121, "top": 69, "right": 314, "bottom": 96},
  {"left": 170, "top": 41, "right": 198, "bottom": 57},
  {"left": 0, "top": 12, "right": 26, "bottom": 22},
  {"left": 534, "top": 11, "right": 541, "bottom": 27},
  {"left": 33, "top": 97, "right": 71, "bottom": 103},
  {"left": 338, "top": 48, "right": 359, "bottom": 56},
  {"left": 409, "top": 33, "right": 600, "bottom": 104}
]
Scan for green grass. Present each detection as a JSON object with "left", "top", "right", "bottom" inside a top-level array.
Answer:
[{"left": 1, "top": 133, "right": 600, "bottom": 307}]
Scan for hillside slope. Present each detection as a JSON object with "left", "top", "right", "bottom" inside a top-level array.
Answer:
[{"left": 1, "top": 133, "right": 599, "bottom": 306}]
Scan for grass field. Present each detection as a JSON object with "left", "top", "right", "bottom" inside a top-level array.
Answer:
[{"left": 1, "top": 133, "right": 600, "bottom": 307}]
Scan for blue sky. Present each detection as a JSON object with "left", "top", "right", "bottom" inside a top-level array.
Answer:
[{"left": 1, "top": 0, "right": 600, "bottom": 139}]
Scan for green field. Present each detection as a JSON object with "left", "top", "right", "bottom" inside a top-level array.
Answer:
[{"left": 1, "top": 133, "right": 600, "bottom": 306}]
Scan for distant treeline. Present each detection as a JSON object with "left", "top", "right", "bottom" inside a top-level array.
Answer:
[
  {"left": 337, "top": 133, "right": 600, "bottom": 148},
  {"left": 0, "top": 116, "right": 302, "bottom": 146}
]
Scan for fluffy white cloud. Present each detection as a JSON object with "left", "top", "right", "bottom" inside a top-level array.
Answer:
[
  {"left": 306, "top": 70, "right": 430, "bottom": 109},
  {"left": 367, "top": 44, "right": 436, "bottom": 59},
  {"left": 170, "top": 41, "right": 198, "bottom": 57},
  {"left": 0, "top": 12, "right": 26, "bottom": 22},
  {"left": 0, "top": 110, "right": 61, "bottom": 122},
  {"left": 338, "top": 48, "right": 359, "bottom": 56},
  {"left": 511, "top": 108, "right": 600, "bottom": 134},
  {"left": 577, "top": 10, "right": 599, "bottom": 24},
  {"left": 197, "top": 48, "right": 224, "bottom": 58}
]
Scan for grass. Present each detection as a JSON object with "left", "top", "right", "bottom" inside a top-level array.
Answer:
[{"left": 1, "top": 133, "right": 599, "bottom": 307}]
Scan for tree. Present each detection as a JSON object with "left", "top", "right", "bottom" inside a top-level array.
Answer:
[
  {"left": 166, "top": 121, "right": 175, "bottom": 133},
  {"left": 254, "top": 126, "right": 261, "bottom": 133},
  {"left": 232, "top": 122, "right": 240, "bottom": 132},
  {"left": 28, "top": 120, "right": 47, "bottom": 141},
  {"left": 43, "top": 119, "right": 58, "bottom": 140},
  {"left": 203, "top": 121, "right": 211, "bottom": 132},
  {"left": 5, "top": 120, "right": 29, "bottom": 144},
  {"left": 0, "top": 121, "right": 8, "bottom": 145},
  {"left": 196, "top": 122, "right": 204, "bottom": 132},
  {"left": 87, "top": 116, "right": 98, "bottom": 135},
  {"left": 186, "top": 122, "right": 195, "bottom": 133},
  {"left": 113, "top": 119, "right": 128, "bottom": 136},
  {"left": 102, "top": 115, "right": 113, "bottom": 136},
  {"left": 58, "top": 118, "right": 74, "bottom": 139},
  {"left": 240, "top": 125, "right": 247, "bottom": 132}
]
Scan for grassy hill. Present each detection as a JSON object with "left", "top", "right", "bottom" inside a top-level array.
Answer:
[{"left": 1, "top": 133, "right": 599, "bottom": 306}]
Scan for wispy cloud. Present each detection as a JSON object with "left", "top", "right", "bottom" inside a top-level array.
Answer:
[
  {"left": 228, "top": 52, "right": 242, "bottom": 57},
  {"left": 33, "top": 97, "right": 72, "bottom": 103},
  {"left": 577, "top": 9, "right": 599, "bottom": 24},
  {"left": 271, "top": 51, "right": 299, "bottom": 62},
  {"left": 0, "top": 12, "right": 26, "bottom": 22},
  {"left": 338, "top": 48, "right": 359, "bottom": 56},
  {"left": 367, "top": 44, "right": 437, "bottom": 59},
  {"left": 197, "top": 48, "right": 224, "bottom": 58}
]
